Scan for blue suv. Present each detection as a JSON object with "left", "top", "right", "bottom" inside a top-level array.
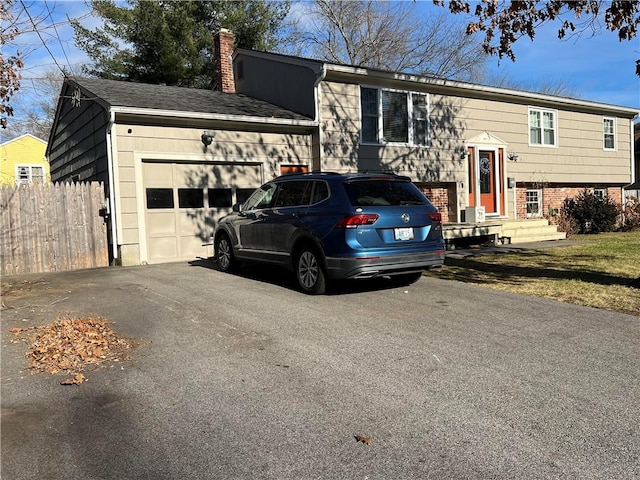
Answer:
[{"left": 213, "top": 172, "right": 445, "bottom": 294}]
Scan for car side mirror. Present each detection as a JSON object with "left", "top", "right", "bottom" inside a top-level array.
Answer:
[{"left": 232, "top": 203, "right": 242, "bottom": 213}]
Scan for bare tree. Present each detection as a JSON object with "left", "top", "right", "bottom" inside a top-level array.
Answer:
[
  {"left": 1, "top": 69, "right": 63, "bottom": 141},
  {"left": 1, "top": 0, "right": 25, "bottom": 129},
  {"left": 281, "top": 0, "right": 489, "bottom": 82},
  {"left": 434, "top": 0, "right": 639, "bottom": 73}
]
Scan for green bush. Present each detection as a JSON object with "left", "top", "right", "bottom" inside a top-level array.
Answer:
[{"left": 561, "top": 189, "right": 620, "bottom": 234}]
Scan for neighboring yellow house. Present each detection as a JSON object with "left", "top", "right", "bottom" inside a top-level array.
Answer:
[{"left": 0, "top": 134, "right": 50, "bottom": 186}]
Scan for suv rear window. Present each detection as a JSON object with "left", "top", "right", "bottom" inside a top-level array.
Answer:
[{"left": 344, "top": 180, "right": 427, "bottom": 206}]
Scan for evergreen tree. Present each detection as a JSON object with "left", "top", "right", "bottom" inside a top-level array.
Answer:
[{"left": 72, "top": 0, "right": 289, "bottom": 89}]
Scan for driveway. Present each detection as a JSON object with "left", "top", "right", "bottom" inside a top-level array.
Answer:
[{"left": 1, "top": 261, "right": 639, "bottom": 479}]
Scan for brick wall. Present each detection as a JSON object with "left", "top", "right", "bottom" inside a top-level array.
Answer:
[
  {"left": 214, "top": 29, "right": 236, "bottom": 93},
  {"left": 517, "top": 184, "right": 624, "bottom": 223},
  {"left": 418, "top": 183, "right": 451, "bottom": 223}
]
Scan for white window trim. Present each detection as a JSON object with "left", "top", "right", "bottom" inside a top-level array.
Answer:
[
  {"left": 603, "top": 117, "right": 616, "bottom": 151},
  {"left": 359, "top": 85, "right": 430, "bottom": 147},
  {"left": 15, "top": 164, "right": 45, "bottom": 186},
  {"left": 528, "top": 107, "right": 558, "bottom": 148},
  {"left": 525, "top": 188, "right": 543, "bottom": 218}
]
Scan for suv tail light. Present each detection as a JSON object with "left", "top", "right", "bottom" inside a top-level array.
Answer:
[
  {"left": 428, "top": 212, "right": 442, "bottom": 222},
  {"left": 335, "top": 214, "right": 379, "bottom": 229}
]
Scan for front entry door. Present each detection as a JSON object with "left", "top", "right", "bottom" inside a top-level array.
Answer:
[{"left": 478, "top": 150, "right": 496, "bottom": 214}]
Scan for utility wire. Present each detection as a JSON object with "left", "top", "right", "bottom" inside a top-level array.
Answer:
[
  {"left": 18, "top": 0, "right": 67, "bottom": 77},
  {"left": 43, "top": 0, "right": 72, "bottom": 74}
]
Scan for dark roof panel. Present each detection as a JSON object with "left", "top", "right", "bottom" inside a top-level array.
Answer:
[{"left": 69, "top": 77, "right": 312, "bottom": 121}]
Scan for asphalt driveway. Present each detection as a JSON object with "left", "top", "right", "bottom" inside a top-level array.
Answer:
[{"left": 1, "top": 261, "right": 639, "bottom": 479}]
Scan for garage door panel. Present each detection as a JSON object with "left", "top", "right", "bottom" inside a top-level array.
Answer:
[
  {"left": 147, "top": 237, "right": 178, "bottom": 262},
  {"left": 175, "top": 164, "right": 207, "bottom": 188},
  {"left": 179, "top": 235, "right": 205, "bottom": 257},
  {"left": 146, "top": 212, "right": 176, "bottom": 235},
  {"left": 178, "top": 211, "right": 209, "bottom": 241},
  {"left": 143, "top": 162, "right": 174, "bottom": 185}
]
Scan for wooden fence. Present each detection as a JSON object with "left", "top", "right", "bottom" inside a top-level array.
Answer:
[{"left": 0, "top": 182, "right": 108, "bottom": 276}]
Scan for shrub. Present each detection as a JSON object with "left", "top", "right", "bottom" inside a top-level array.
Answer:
[
  {"left": 561, "top": 189, "right": 620, "bottom": 234},
  {"left": 620, "top": 195, "right": 640, "bottom": 231}
]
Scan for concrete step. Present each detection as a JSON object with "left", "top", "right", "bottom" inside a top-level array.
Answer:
[
  {"left": 500, "top": 219, "right": 566, "bottom": 244},
  {"left": 508, "top": 232, "right": 567, "bottom": 244}
]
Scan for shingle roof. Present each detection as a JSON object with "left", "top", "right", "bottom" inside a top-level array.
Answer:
[{"left": 69, "top": 77, "right": 312, "bottom": 121}]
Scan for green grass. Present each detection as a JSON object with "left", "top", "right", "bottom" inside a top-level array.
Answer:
[{"left": 425, "top": 231, "right": 640, "bottom": 316}]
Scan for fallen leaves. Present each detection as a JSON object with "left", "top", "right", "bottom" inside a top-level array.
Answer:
[
  {"left": 60, "top": 373, "right": 86, "bottom": 386},
  {"left": 355, "top": 435, "right": 372, "bottom": 446},
  {"left": 10, "top": 316, "right": 132, "bottom": 382}
]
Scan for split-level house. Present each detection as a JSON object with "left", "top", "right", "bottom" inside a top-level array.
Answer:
[{"left": 48, "top": 30, "right": 638, "bottom": 266}]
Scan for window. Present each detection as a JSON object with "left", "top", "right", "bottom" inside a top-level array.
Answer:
[
  {"left": 146, "top": 188, "right": 174, "bottom": 209},
  {"left": 360, "top": 87, "right": 428, "bottom": 146},
  {"left": 236, "top": 188, "right": 256, "bottom": 205},
  {"left": 178, "top": 188, "right": 204, "bottom": 208},
  {"left": 603, "top": 117, "right": 615, "bottom": 150},
  {"left": 273, "top": 181, "right": 312, "bottom": 208},
  {"left": 243, "top": 183, "right": 277, "bottom": 211},
  {"left": 280, "top": 165, "right": 309, "bottom": 175},
  {"left": 15, "top": 165, "right": 45, "bottom": 185},
  {"left": 529, "top": 108, "right": 556, "bottom": 146},
  {"left": 208, "top": 188, "right": 233, "bottom": 208},
  {"left": 594, "top": 188, "right": 606, "bottom": 199},
  {"left": 526, "top": 189, "right": 542, "bottom": 217}
]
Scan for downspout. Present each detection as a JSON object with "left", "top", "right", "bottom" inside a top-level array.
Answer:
[
  {"left": 312, "top": 65, "right": 327, "bottom": 171},
  {"left": 106, "top": 110, "right": 118, "bottom": 263}
]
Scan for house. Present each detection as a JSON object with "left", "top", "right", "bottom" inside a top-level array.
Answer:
[
  {"left": 1, "top": 134, "right": 50, "bottom": 186},
  {"left": 48, "top": 30, "right": 638, "bottom": 266}
]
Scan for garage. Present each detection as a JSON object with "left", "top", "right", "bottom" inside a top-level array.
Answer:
[{"left": 142, "top": 161, "right": 263, "bottom": 264}]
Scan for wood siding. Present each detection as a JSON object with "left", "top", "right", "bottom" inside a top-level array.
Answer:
[
  {"left": 0, "top": 182, "right": 108, "bottom": 275},
  {"left": 48, "top": 82, "right": 110, "bottom": 186},
  {"left": 318, "top": 80, "right": 633, "bottom": 185},
  {"left": 112, "top": 123, "right": 313, "bottom": 259}
]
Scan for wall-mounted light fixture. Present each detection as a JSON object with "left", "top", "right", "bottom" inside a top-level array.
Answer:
[
  {"left": 201, "top": 130, "right": 217, "bottom": 146},
  {"left": 460, "top": 150, "right": 470, "bottom": 160},
  {"left": 507, "top": 152, "right": 519, "bottom": 162}
]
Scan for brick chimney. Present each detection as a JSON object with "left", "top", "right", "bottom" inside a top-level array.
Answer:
[{"left": 214, "top": 29, "right": 235, "bottom": 93}]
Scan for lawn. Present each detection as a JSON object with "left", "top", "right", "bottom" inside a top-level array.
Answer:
[{"left": 425, "top": 231, "right": 640, "bottom": 317}]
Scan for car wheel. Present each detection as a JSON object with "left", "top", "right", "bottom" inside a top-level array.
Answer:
[
  {"left": 395, "top": 271, "right": 423, "bottom": 286},
  {"left": 216, "top": 233, "right": 236, "bottom": 272},
  {"left": 295, "top": 247, "right": 326, "bottom": 295}
]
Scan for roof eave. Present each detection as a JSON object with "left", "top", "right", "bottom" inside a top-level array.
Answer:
[
  {"left": 109, "top": 106, "right": 317, "bottom": 128},
  {"left": 324, "top": 64, "right": 639, "bottom": 118}
]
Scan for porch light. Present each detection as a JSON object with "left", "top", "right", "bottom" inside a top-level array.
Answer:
[
  {"left": 201, "top": 130, "right": 217, "bottom": 146},
  {"left": 507, "top": 152, "right": 519, "bottom": 162}
]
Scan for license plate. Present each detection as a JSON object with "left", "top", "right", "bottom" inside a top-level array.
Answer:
[{"left": 394, "top": 227, "right": 414, "bottom": 241}]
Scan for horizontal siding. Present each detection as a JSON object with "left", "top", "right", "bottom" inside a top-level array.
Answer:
[
  {"left": 318, "top": 80, "right": 633, "bottom": 185},
  {"left": 113, "top": 123, "right": 313, "bottom": 248}
]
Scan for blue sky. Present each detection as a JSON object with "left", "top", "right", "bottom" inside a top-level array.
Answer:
[{"left": 7, "top": 0, "right": 640, "bottom": 127}]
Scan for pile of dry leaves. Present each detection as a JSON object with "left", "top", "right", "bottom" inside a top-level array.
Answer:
[{"left": 10, "top": 316, "right": 132, "bottom": 384}]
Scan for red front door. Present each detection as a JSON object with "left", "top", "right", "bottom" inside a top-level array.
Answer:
[{"left": 479, "top": 150, "right": 496, "bottom": 213}]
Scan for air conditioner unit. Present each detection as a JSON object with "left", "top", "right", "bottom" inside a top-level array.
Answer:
[{"left": 465, "top": 206, "right": 486, "bottom": 223}]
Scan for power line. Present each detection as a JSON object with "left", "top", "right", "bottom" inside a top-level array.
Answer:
[
  {"left": 43, "top": 0, "right": 72, "bottom": 73},
  {"left": 18, "top": 0, "right": 67, "bottom": 76}
]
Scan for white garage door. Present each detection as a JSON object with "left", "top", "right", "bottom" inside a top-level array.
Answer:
[{"left": 142, "top": 161, "right": 263, "bottom": 264}]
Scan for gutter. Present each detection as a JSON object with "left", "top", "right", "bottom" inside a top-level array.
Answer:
[
  {"left": 109, "top": 107, "right": 317, "bottom": 127},
  {"left": 106, "top": 110, "right": 118, "bottom": 263}
]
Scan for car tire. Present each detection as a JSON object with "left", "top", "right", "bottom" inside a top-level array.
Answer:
[
  {"left": 295, "top": 247, "right": 326, "bottom": 295},
  {"left": 215, "top": 233, "right": 236, "bottom": 272}
]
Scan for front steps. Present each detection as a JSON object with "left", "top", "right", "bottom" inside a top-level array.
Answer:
[
  {"left": 498, "top": 219, "right": 566, "bottom": 244},
  {"left": 443, "top": 218, "right": 566, "bottom": 247}
]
